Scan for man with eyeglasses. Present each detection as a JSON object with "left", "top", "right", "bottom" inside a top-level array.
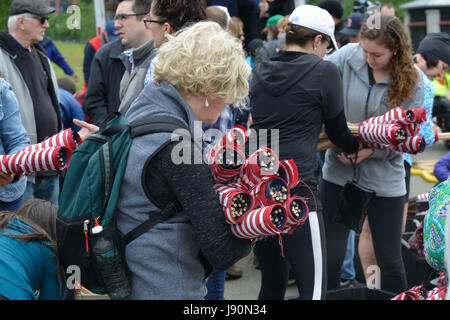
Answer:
[
  {"left": 0, "top": 0, "right": 63, "bottom": 204},
  {"left": 115, "top": 0, "right": 155, "bottom": 118},
  {"left": 84, "top": 0, "right": 153, "bottom": 128}
]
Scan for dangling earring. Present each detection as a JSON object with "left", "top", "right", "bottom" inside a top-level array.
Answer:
[{"left": 205, "top": 98, "right": 209, "bottom": 108}]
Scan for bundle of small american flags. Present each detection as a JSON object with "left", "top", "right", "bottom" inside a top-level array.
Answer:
[
  {"left": 358, "top": 107, "right": 427, "bottom": 154},
  {"left": 317, "top": 107, "right": 428, "bottom": 154},
  {"left": 209, "top": 126, "right": 309, "bottom": 247},
  {"left": 0, "top": 129, "right": 80, "bottom": 177}
]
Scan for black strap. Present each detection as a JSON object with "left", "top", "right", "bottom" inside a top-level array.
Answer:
[
  {"left": 101, "top": 115, "right": 189, "bottom": 138},
  {"left": 130, "top": 115, "right": 188, "bottom": 138},
  {"left": 123, "top": 202, "right": 179, "bottom": 245},
  {"left": 350, "top": 150, "right": 359, "bottom": 183}
]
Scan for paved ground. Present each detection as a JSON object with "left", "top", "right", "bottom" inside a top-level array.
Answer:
[{"left": 224, "top": 141, "right": 449, "bottom": 300}]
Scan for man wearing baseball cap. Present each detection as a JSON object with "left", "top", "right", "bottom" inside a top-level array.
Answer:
[
  {"left": 339, "top": 12, "right": 366, "bottom": 44},
  {"left": 0, "top": 0, "right": 62, "bottom": 204},
  {"left": 261, "top": 14, "right": 284, "bottom": 41},
  {"left": 415, "top": 32, "right": 450, "bottom": 80}
]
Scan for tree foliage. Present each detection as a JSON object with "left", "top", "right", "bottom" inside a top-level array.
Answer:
[
  {"left": 308, "top": 0, "right": 411, "bottom": 20},
  {"left": 0, "top": 0, "right": 13, "bottom": 31}
]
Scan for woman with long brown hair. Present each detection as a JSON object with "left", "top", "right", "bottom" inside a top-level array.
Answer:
[
  {"left": 0, "top": 199, "right": 68, "bottom": 300},
  {"left": 320, "top": 13, "right": 424, "bottom": 294}
]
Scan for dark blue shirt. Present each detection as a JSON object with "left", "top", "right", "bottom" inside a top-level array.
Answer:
[{"left": 58, "top": 88, "right": 86, "bottom": 132}]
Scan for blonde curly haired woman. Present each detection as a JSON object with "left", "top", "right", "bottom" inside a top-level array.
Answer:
[{"left": 115, "top": 21, "right": 252, "bottom": 299}]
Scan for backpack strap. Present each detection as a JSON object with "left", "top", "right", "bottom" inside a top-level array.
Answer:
[
  {"left": 122, "top": 202, "right": 179, "bottom": 245},
  {"left": 101, "top": 115, "right": 191, "bottom": 245},
  {"left": 130, "top": 115, "right": 189, "bottom": 138},
  {"left": 100, "top": 115, "right": 189, "bottom": 137}
]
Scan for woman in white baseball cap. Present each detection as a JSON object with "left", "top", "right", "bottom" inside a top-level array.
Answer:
[{"left": 250, "top": 4, "right": 361, "bottom": 300}]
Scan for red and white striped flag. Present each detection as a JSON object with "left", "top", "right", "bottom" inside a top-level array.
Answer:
[
  {"left": 234, "top": 147, "right": 279, "bottom": 190},
  {"left": 282, "top": 196, "right": 309, "bottom": 234},
  {"left": 21, "top": 129, "right": 80, "bottom": 153},
  {"left": 0, "top": 146, "right": 71, "bottom": 176},
  {"left": 251, "top": 176, "right": 289, "bottom": 207},
  {"left": 230, "top": 204, "right": 286, "bottom": 240},
  {"left": 277, "top": 159, "right": 299, "bottom": 188},
  {"left": 208, "top": 144, "right": 246, "bottom": 183},
  {"left": 358, "top": 123, "right": 406, "bottom": 146},
  {"left": 213, "top": 183, "right": 255, "bottom": 224},
  {"left": 363, "top": 107, "right": 416, "bottom": 126}
]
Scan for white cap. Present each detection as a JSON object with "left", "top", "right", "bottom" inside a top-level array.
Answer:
[
  {"left": 213, "top": 5, "right": 232, "bottom": 28},
  {"left": 91, "top": 225, "right": 103, "bottom": 234},
  {"left": 288, "top": 4, "right": 339, "bottom": 51}
]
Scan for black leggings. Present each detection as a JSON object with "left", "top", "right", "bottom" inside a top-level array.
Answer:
[
  {"left": 320, "top": 179, "right": 407, "bottom": 294},
  {"left": 254, "top": 184, "right": 327, "bottom": 300}
]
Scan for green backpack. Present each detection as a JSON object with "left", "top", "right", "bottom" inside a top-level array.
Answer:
[{"left": 56, "top": 113, "right": 187, "bottom": 295}]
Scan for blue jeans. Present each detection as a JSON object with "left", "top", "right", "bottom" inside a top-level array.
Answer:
[
  {"left": 0, "top": 196, "right": 23, "bottom": 212},
  {"left": 204, "top": 268, "right": 226, "bottom": 300},
  {"left": 23, "top": 175, "right": 60, "bottom": 204},
  {"left": 341, "top": 230, "right": 356, "bottom": 280}
]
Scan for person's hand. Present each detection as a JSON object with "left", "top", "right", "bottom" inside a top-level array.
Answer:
[
  {"left": 0, "top": 171, "right": 15, "bottom": 186},
  {"left": 73, "top": 119, "right": 99, "bottom": 142},
  {"left": 337, "top": 148, "right": 374, "bottom": 166},
  {"left": 357, "top": 140, "right": 364, "bottom": 151},
  {"left": 72, "top": 73, "right": 79, "bottom": 83},
  {"left": 432, "top": 124, "right": 442, "bottom": 136}
]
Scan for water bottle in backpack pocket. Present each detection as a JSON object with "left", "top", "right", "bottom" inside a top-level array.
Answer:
[{"left": 91, "top": 224, "right": 131, "bottom": 299}]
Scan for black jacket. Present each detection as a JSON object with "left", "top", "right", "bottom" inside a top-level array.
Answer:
[
  {"left": 0, "top": 32, "right": 62, "bottom": 136},
  {"left": 85, "top": 39, "right": 125, "bottom": 126},
  {"left": 250, "top": 50, "right": 358, "bottom": 184}
]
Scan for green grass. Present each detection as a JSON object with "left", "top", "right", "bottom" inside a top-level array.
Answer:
[{"left": 51, "top": 41, "right": 86, "bottom": 94}]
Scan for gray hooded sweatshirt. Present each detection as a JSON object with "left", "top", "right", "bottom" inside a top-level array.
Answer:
[
  {"left": 322, "top": 43, "right": 424, "bottom": 197},
  {"left": 116, "top": 81, "right": 251, "bottom": 299}
]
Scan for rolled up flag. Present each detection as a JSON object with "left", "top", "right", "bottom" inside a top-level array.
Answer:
[
  {"left": 358, "top": 123, "right": 407, "bottom": 145},
  {"left": 251, "top": 176, "right": 289, "bottom": 207},
  {"left": 220, "top": 125, "right": 247, "bottom": 148},
  {"left": 277, "top": 159, "right": 299, "bottom": 189},
  {"left": 363, "top": 107, "right": 416, "bottom": 126},
  {"left": 282, "top": 196, "right": 309, "bottom": 234},
  {"left": 230, "top": 204, "right": 286, "bottom": 240},
  {"left": 402, "top": 122, "right": 419, "bottom": 137},
  {"left": 208, "top": 144, "right": 246, "bottom": 183},
  {"left": 21, "top": 128, "right": 81, "bottom": 153},
  {"left": 364, "top": 135, "right": 426, "bottom": 154},
  {"left": 234, "top": 147, "right": 279, "bottom": 190},
  {"left": 0, "top": 146, "right": 72, "bottom": 176},
  {"left": 396, "top": 136, "right": 426, "bottom": 153},
  {"left": 213, "top": 183, "right": 254, "bottom": 224}
]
